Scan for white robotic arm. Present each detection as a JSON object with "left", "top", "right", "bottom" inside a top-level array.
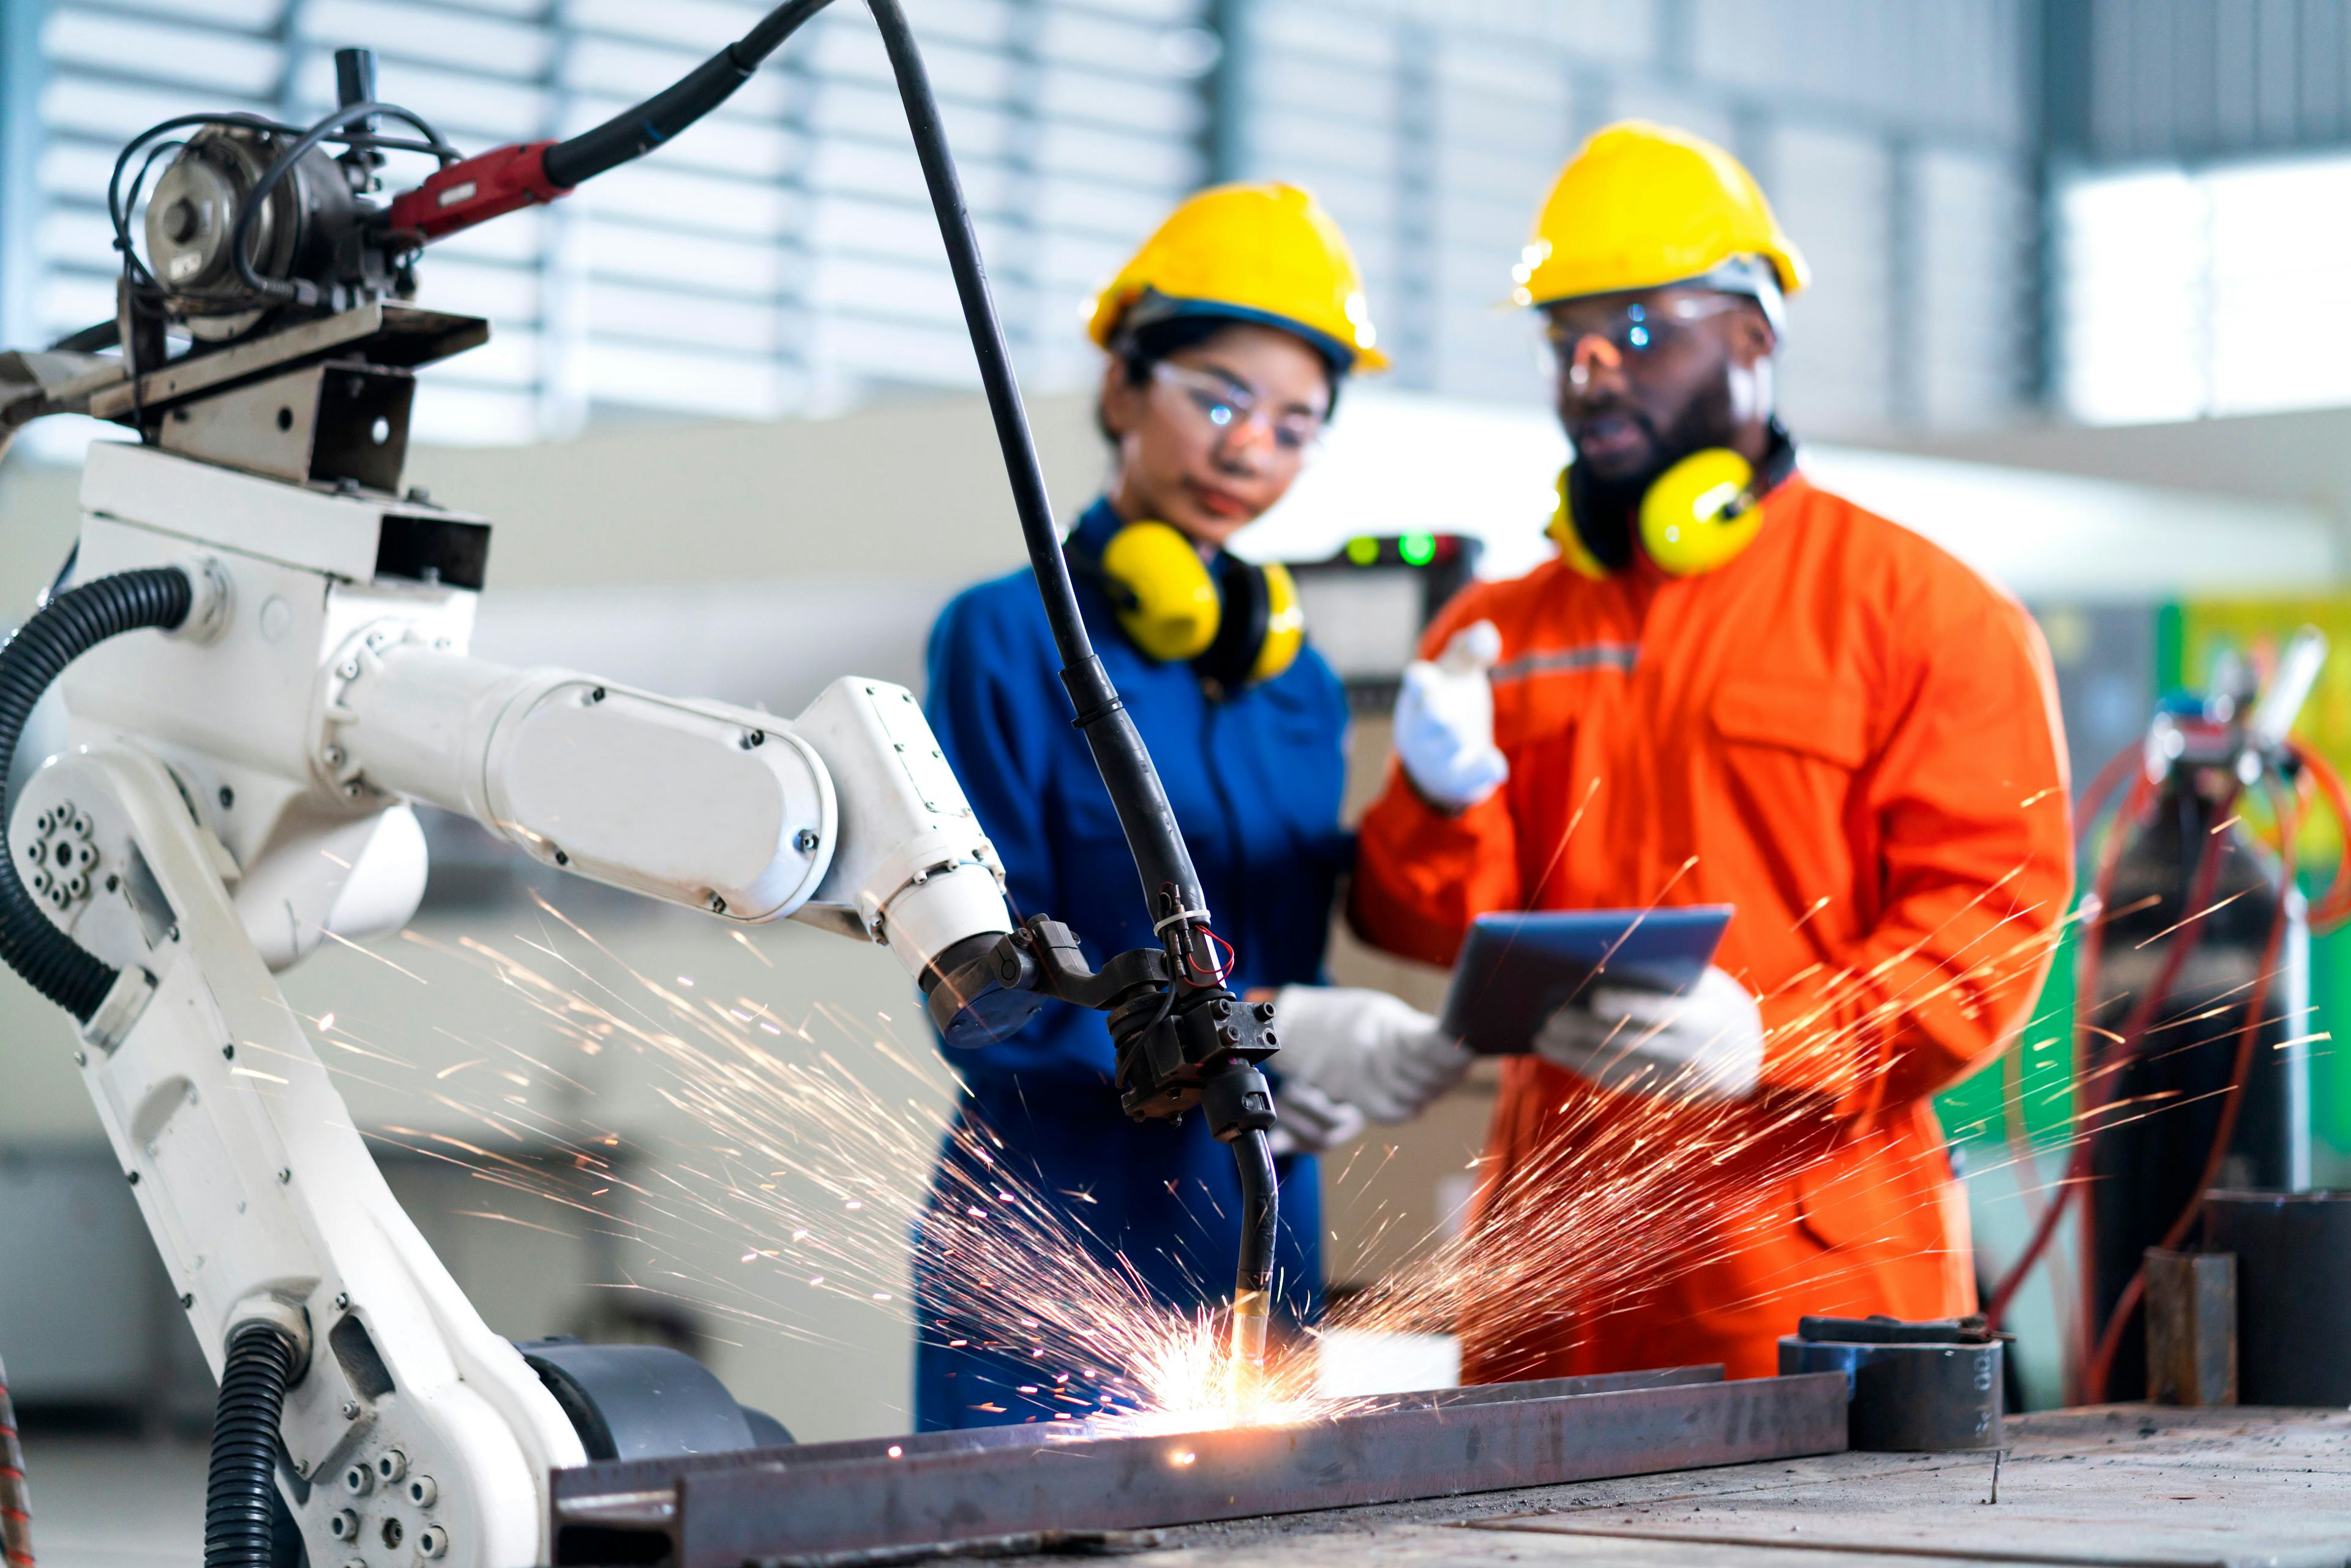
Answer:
[{"left": 10, "top": 440, "right": 1024, "bottom": 1568}]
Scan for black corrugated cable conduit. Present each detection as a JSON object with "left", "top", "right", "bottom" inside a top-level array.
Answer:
[
  {"left": 203, "top": 1321, "right": 299, "bottom": 1568},
  {"left": 0, "top": 566, "right": 192, "bottom": 1022}
]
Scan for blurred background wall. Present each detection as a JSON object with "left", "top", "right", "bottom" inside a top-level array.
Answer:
[{"left": 7, "top": 0, "right": 2351, "bottom": 1438}]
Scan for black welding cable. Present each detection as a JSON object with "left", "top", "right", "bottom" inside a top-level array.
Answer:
[
  {"left": 542, "top": 0, "right": 837, "bottom": 189},
  {"left": 530, "top": 0, "right": 1224, "bottom": 944},
  {"left": 864, "top": 0, "right": 1213, "bottom": 934},
  {"left": 203, "top": 1321, "right": 299, "bottom": 1568},
  {"left": 0, "top": 568, "right": 192, "bottom": 1022}
]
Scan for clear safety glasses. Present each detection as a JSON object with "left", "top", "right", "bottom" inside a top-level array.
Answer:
[
  {"left": 1541, "top": 294, "right": 1749, "bottom": 384},
  {"left": 1151, "top": 361, "right": 1327, "bottom": 458}
]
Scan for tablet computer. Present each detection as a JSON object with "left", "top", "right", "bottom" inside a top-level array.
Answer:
[{"left": 1438, "top": 905, "right": 1733, "bottom": 1056}]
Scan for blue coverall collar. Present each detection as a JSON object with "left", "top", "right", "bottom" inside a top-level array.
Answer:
[{"left": 1070, "top": 495, "right": 1129, "bottom": 560}]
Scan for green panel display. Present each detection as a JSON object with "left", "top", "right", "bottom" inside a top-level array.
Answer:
[{"left": 1937, "top": 922, "right": 2079, "bottom": 1149}]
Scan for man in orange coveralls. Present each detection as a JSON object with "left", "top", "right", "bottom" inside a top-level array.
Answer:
[{"left": 1269, "top": 122, "right": 2074, "bottom": 1381}]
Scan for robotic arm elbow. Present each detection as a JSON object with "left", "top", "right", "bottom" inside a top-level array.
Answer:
[{"left": 326, "top": 645, "right": 1026, "bottom": 1009}]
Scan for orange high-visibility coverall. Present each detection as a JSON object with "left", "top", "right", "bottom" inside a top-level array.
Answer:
[{"left": 1353, "top": 473, "right": 2073, "bottom": 1382}]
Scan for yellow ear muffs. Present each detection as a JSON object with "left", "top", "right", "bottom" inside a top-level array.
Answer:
[
  {"left": 1638, "top": 447, "right": 1762, "bottom": 577},
  {"left": 1248, "top": 561, "right": 1304, "bottom": 685},
  {"left": 1547, "top": 467, "right": 1611, "bottom": 581},
  {"left": 1098, "top": 521, "right": 1306, "bottom": 689},
  {"left": 1100, "top": 519, "right": 1220, "bottom": 661}
]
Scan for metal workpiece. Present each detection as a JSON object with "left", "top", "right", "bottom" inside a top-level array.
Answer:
[
  {"left": 2203, "top": 1188, "right": 2351, "bottom": 1406},
  {"left": 1779, "top": 1316, "right": 2003, "bottom": 1451},
  {"left": 2142, "top": 1247, "right": 2236, "bottom": 1407},
  {"left": 546, "top": 1368, "right": 1848, "bottom": 1567}
]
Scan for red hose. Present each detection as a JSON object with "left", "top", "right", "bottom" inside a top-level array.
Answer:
[
  {"left": 2082, "top": 776, "right": 2299, "bottom": 1401},
  {"left": 0, "top": 1348, "right": 31, "bottom": 1568},
  {"left": 1985, "top": 718, "right": 2350, "bottom": 1400}
]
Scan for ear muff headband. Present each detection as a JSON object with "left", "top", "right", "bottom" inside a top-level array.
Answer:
[
  {"left": 1550, "top": 446, "right": 1764, "bottom": 579},
  {"left": 1097, "top": 519, "right": 1304, "bottom": 686}
]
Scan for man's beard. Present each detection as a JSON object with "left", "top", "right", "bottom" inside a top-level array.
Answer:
[{"left": 1569, "top": 380, "right": 1740, "bottom": 571}]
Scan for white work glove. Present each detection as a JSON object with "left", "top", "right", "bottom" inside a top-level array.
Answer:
[
  {"left": 1266, "top": 1082, "right": 1366, "bottom": 1157},
  {"left": 1532, "top": 966, "right": 1766, "bottom": 1103},
  {"left": 1394, "top": 620, "right": 1508, "bottom": 813},
  {"left": 1269, "top": 985, "right": 1473, "bottom": 1124}
]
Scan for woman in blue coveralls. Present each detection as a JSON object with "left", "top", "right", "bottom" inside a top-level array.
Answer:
[{"left": 913, "top": 183, "right": 1387, "bottom": 1430}]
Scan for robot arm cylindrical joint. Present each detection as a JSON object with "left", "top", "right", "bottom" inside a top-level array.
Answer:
[{"left": 784, "top": 677, "right": 1018, "bottom": 985}]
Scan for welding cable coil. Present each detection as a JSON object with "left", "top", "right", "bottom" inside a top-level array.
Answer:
[
  {"left": 203, "top": 1321, "right": 299, "bottom": 1568},
  {"left": 0, "top": 567, "right": 192, "bottom": 1022}
]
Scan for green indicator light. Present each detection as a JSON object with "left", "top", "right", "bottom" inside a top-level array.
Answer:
[
  {"left": 1345, "top": 536, "right": 1379, "bottom": 566},
  {"left": 1399, "top": 532, "right": 1437, "bottom": 566}
]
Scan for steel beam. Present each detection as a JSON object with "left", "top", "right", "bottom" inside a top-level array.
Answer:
[{"left": 549, "top": 1368, "right": 1848, "bottom": 1567}]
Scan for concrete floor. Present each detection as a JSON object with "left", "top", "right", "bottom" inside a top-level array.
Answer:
[{"left": 17, "top": 1406, "right": 2347, "bottom": 1566}]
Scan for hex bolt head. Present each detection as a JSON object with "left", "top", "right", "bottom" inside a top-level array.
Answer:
[
  {"left": 407, "top": 1475, "right": 437, "bottom": 1507},
  {"left": 740, "top": 729, "right": 764, "bottom": 749},
  {"left": 340, "top": 1399, "right": 359, "bottom": 1420},
  {"left": 795, "top": 829, "right": 819, "bottom": 853},
  {"left": 341, "top": 1463, "right": 372, "bottom": 1496},
  {"left": 376, "top": 1449, "right": 407, "bottom": 1482},
  {"left": 328, "top": 1510, "right": 358, "bottom": 1541},
  {"left": 416, "top": 1525, "right": 448, "bottom": 1559},
  {"left": 334, "top": 1292, "right": 351, "bottom": 1312}
]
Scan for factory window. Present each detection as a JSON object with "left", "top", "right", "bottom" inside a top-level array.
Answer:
[
  {"left": 9, "top": 0, "right": 1213, "bottom": 454},
  {"left": 2058, "top": 151, "right": 2351, "bottom": 424}
]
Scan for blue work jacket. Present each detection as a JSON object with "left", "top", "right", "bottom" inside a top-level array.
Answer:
[{"left": 912, "top": 498, "right": 1352, "bottom": 1430}]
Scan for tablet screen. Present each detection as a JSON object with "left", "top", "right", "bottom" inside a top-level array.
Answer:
[{"left": 1439, "top": 905, "right": 1733, "bottom": 1056}]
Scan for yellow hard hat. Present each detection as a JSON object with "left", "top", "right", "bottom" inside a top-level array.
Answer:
[
  {"left": 1513, "top": 121, "right": 1809, "bottom": 310},
  {"left": 1087, "top": 182, "right": 1388, "bottom": 373}
]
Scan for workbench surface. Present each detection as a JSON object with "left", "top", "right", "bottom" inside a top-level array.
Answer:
[{"left": 1040, "top": 1405, "right": 2350, "bottom": 1567}]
